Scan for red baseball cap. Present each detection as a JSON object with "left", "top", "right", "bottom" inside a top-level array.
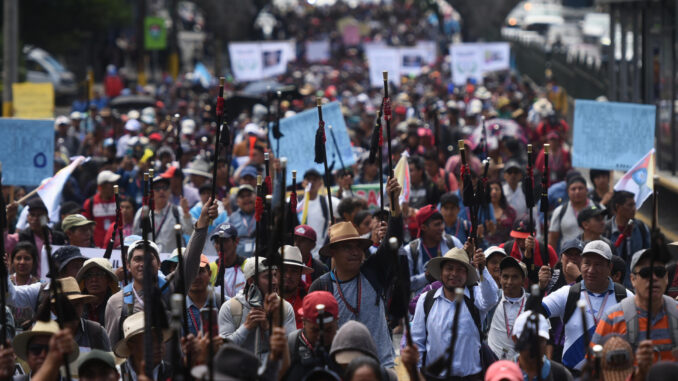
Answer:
[
  {"left": 510, "top": 218, "right": 531, "bottom": 239},
  {"left": 485, "top": 360, "right": 522, "bottom": 381},
  {"left": 148, "top": 132, "right": 163, "bottom": 142},
  {"left": 298, "top": 291, "right": 338, "bottom": 323},
  {"left": 294, "top": 225, "right": 317, "bottom": 243},
  {"left": 415, "top": 205, "right": 440, "bottom": 237}
]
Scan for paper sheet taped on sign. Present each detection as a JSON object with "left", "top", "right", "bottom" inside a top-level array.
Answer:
[
  {"left": 12, "top": 83, "right": 54, "bottom": 118},
  {"left": 0, "top": 118, "right": 54, "bottom": 185},
  {"left": 572, "top": 100, "right": 655, "bottom": 171}
]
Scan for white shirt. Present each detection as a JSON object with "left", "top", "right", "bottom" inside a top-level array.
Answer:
[
  {"left": 214, "top": 266, "right": 246, "bottom": 301},
  {"left": 297, "top": 194, "right": 339, "bottom": 258},
  {"left": 487, "top": 290, "right": 530, "bottom": 360},
  {"left": 503, "top": 182, "right": 527, "bottom": 218}
]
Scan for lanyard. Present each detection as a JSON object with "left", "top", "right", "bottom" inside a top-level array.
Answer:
[
  {"left": 420, "top": 243, "right": 439, "bottom": 262},
  {"left": 223, "top": 267, "right": 240, "bottom": 297},
  {"left": 188, "top": 306, "right": 201, "bottom": 334},
  {"left": 331, "top": 271, "right": 361, "bottom": 317},
  {"left": 300, "top": 331, "right": 314, "bottom": 351},
  {"left": 503, "top": 297, "right": 525, "bottom": 339},
  {"left": 155, "top": 206, "right": 172, "bottom": 236},
  {"left": 132, "top": 287, "right": 144, "bottom": 308},
  {"left": 584, "top": 290, "right": 611, "bottom": 326},
  {"left": 241, "top": 214, "right": 255, "bottom": 236}
]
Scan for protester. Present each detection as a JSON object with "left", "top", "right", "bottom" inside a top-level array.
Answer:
[
  {"left": 500, "top": 218, "right": 558, "bottom": 284},
  {"left": 329, "top": 320, "right": 396, "bottom": 380},
  {"left": 62, "top": 214, "right": 95, "bottom": 248},
  {"left": 484, "top": 246, "right": 508, "bottom": 287},
  {"left": 280, "top": 245, "right": 314, "bottom": 329},
  {"left": 76, "top": 258, "right": 120, "bottom": 325},
  {"left": 82, "top": 170, "right": 120, "bottom": 248},
  {"left": 189, "top": 183, "right": 228, "bottom": 236},
  {"left": 114, "top": 311, "right": 172, "bottom": 380},
  {"left": 293, "top": 224, "right": 329, "bottom": 288},
  {"left": 485, "top": 180, "right": 517, "bottom": 246},
  {"left": 575, "top": 205, "right": 613, "bottom": 249},
  {"left": 186, "top": 255, "right": 218, "bottom": 336},
  {"left": 298, "top": 169, "right": 340, "bottom": 257},
  {"left": 502, "top": 160, "right": 528, "bottom": 219},
  {"left": 8, "top": 242, "right": 40, "bottom": 330},
  {"left": 541, "top": 240, "right": 632, "bottom": 374},
  {"left": 102, "top": 195, "right": 135, "bottom": 249},
  {"left": 411, "top": 247, "right": 499, "bottom": 379},
  {"left": 76, "top": 349, "right": 120, "bottom": 381},
  {"left": 12, "top": 320, "right": 78, "bottom": 380},
  {"left": 226, "top": 184, "right": 257, "bottom": 258},
  {"left": 210, "top": 223, "right": 246, "bottom": 300},
  {"left": 310, "top": 178, "right": 403, "bottom": 368},
  {"left": 592, "top": 248, "right": 677, "bottom": 363},
  {"left": 549, "top": 175, "right": 596, "bottom": 250},
  {"left": 404, "top": 204, "right": 463, "bottom": 293}
]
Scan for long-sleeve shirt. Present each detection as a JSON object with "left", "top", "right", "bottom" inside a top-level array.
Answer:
[
  {"left": 403, "top": 236, "right": 462, "bottom": 293},
  {"left": 132, "top": 202, "right": 193, "bottom": 253},
  {"left": 487, "top": 290, "right": 529, "bottom": 360},
  {"left": 411, "top": 267, "right": 499, "bottom": 377},
  {"left": 104, "top": 225, "right": 207, "bottom": 344}
]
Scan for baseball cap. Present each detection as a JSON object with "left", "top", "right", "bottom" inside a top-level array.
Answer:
[
  {"left": 628, "top": 248, "right": 668, "bottom": 272},
  {"left": 439, "top": 193, "right": 460, "bottom": 208},
  {"left": 298, "top": 291, "right": 339, "bottom": 323},
  {"left": 125, "top": 119, "right": 141, "bottom": 132},
  {"left": 236, "top": 184, "right": 255, "bottom": 196},
  {"left": 512, "top": 311, "right": 550, "bottom": 340},
  {"left": 62, "top": 214, "right": 95, "bottom": 232},
  {"left": 484, "top": 246, "right": 507, "bottom": 260},
  {"left": 97, "top": 170, "right": 121, "bottom": 185},
  {"left": 52, "top": 246, "right": 86, "bottom": 274},
  {"left": 211, "top": 223, "right": 238, "bottom": 241},
  {"left": 504, "top": 160, "right": 523, "bottom": 174},
  {"left": 240, "top": 166, "right": 258, "bottom": 179},
  {"left": 600, "top": 335, "right": 634, "bottom": 381},
  {"left": 510, "top": 218, "right": 532, "bottom": 239},
  {"left": 500, "top": 256, "right": 528, "bottom": 278},
  {"left": 560, "top": 238, "right": 584, "bottom": 256},
  {"left": 416, "top": 204, "right": 440, "bottom": 227},
  {"left": 582, "top": 240, "right": 613, "bottom": 261},
  {"left": 577, "top": 205, "right": 606, "bottom": 227},
  {"left": 77, "top": 349, "right": 116, "bottom": 375},
  {"left": 294, "top": 225, "right": 317, "bottom": 243},
  {"left": 55, "top": 115, "right": 70, "bottom": 127},
  {"left": 243, "top": 257, "right": 276, "bottom": 280},
  {"left": 485, "top": 360, "right": 523, "bottom": 381},
  {"left": 27, "top": 198, "right": 48, "bottom": 214},
  {"left": 199, "top": 254, "right": 210, "bottom": 268}
]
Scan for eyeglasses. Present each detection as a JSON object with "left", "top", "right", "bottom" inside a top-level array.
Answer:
[
  {"left": 633, "top": 266, "right": 667, "bottom": 279},
  {"left": 28, "top": 344, "right": 49, "bottom": 356}
]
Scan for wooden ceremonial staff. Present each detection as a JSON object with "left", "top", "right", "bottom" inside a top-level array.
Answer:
[
  {"left": 542, "top": 144, "right": 550, "bottom": 256},
  {"left": 254, "top": 176, "right": 264, "bottom": 291},
  {"left": 458, "top": 140, "right": 476, "bottom": 241},
  {"left": 0, "top": 163, "right": 7, "bottom": 345},
  {"left": 140, "top": 207, "right": 155, "bottom": 378},
  {"left": 211, "top": 77, "right": 226, "bottom": 204},
  {"left": 114, "top": 185, "right": 129, "bottom": 285},
  {"left": 42, "top": 219, "right": 73, "bottom": 381},
  {"left": 278, "top": 158, "right": 288, "bottom": 326},
  {"left": 273, "top": 90, "right": 283, "bottom": 158},
  {"left": 526, "top": 144, "right": 535, "bottom": 235},
  {"left": 148, "top": 168, "right": 156, "bottom": 241},
  {"left": 647, "top": 175, "right": 659, "bottom": 339},
  {"left": 265, "top": 194, "right": 274, "bottom": 336},
  {"left": 368, "top": 102, "right": 385, "bottom": 216},
  {"left": 315, "top": 97, "right": 334, "bottom": 225},
  {"left": 382, "top": 72, "right": 395, "bottom": 208},
  {"left": 173, "top": 225, "right": 191, "bottom": 381}
]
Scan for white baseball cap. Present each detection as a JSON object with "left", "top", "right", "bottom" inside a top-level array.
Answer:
[
  {"left": 181, "top": 119, "right": 196, "bottom": 135},
  {"left": 125, "top": 119, "right": 141, "bottom": 132},
  {"left": 484, "top": 246, "right": 507, "bottom": 259},
  {"left": 582, "top": 240, "right": 613, "bottom": 261},
  {"left": 97, "top": 170, "right": 121, "bottom": 185},
  {"left": 512, "top": 311, "right": 550, "bottom": 340},
  {"left": 54, "top": 115, "right": 70, "bottom": 127}
]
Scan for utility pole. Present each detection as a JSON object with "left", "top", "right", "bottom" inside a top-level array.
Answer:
[
  {"left": 168, "top": 0, "right": 180, "bottom": 80},
  {"left": 137, "top": 0, "right": 147, "bottom": 86},
  {"left": 2, "top": 0, "right": 18, "bottom": 117}
]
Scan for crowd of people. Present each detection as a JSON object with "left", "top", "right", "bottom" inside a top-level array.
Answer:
[{"left": 0, "top": 2, "right": 677, "bottom": 381}]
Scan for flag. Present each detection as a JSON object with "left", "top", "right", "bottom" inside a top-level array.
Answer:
[
  {"left": 394, "top": 152, "right": 410, "bottom": 205},
  {"left": 16, "top": 156, "right": 87, "bottom": 229},
  {"left": 614, "top": 148, "right": 655, "bottom": 208}
]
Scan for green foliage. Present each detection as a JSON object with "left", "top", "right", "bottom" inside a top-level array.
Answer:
[{"left": 13, "top": 0, "right": 132, "bottom": 54}]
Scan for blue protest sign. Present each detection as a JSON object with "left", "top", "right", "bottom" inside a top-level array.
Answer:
[
  {"left": 270, "top": 101, "right": 355, "bottom": 185},
  {"left": 0, "top": 118, "right": 55, "bottom": 185},
  {"left": 572, "top": 100, "right": 655, "bottom": 171}
]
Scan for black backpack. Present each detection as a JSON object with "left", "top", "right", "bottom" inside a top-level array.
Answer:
[{"left": 562, "top": 281, "right": 628, "bottom": 324}]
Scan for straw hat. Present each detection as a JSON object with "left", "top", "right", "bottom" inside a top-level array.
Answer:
[
  {"left": 76, "top": 258, "right": 120, "bottom": 294},
  {"left": 13, "top": 320, "right": 80, "bottom": 362},
  {"left": 279, "top": 245, "right": 313, "bottom": 274},
  {"left": 318, "top": 222, "right": 372, "bottom": 257},
  {"left": 113, "top": 312, "right": 172, "bottom": 358},
  {"left": 426, "top": 248, "right": 479, "bottom": 286},
  {"left": 51, "top": 277, "right": 97, "bottom": 304}
]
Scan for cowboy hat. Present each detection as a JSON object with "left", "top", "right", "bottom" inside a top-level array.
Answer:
[
  {"left": 318, "top": 222, "right": 372, "bottom": 257},
  {"left": 113, "top": 311, "right": 172, "bottom": 358},
  {"left": 183, "top": 158, "right": 212, "bottom": 178},
  {"left": 279, "top": 245, "right": 313, "bottom": 274},
  {"left": 13, "top": 320, "right": 80, "bottom": 362},
  {"left": 76, "top": 258, "right": 120, "bottom": 294},
  {"left": 51, "top": 277, "right": 97, "bottom": 304},
  {"left": 426, "top": 248, "right": 479, "bottom": 286}
]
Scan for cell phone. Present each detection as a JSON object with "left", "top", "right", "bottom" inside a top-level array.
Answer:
[{"left": 200, "top": 308, "right": 218, "bottom": 337}]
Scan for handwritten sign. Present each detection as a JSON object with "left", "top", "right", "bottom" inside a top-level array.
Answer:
[
  {"left": 572, "top": 100, "right": 656, "bottom": 171},
  {"left": 12, "top": 83, "right": 54, "bottom": 118},
  {"left": 0, "top": 118, "right": 54, "bottom": 185},
  {"left": 331, "top": 183, "right": 382, "bottom": 209},
  {"left": 270, "top": 101, "right": 355, "bottom": 186}
]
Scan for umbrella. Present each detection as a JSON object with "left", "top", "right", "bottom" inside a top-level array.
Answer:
[{"left": 468, "top": 118, "right": 526, "bottom": 151}]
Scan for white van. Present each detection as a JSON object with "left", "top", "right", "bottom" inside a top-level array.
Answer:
[{"left": 23, "top": 46, "right": 77, "bottom": 96}]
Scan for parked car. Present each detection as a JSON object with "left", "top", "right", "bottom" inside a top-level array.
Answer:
[{"left": 23, "top": 46, "right": 77, "bottom": 96}]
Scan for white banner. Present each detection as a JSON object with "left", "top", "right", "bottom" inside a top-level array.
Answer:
[
  {"left": 228, "top": 41, "right": 296, "bottom": 82},
  {"left": 399, "top": 46, "right": 430, "bottom": 76},
  {"left": 449, "top": 42, "right": 511, "bottom": 85},
  {"left": 305, "top": 40, "right": 330, "bottom": 62},
  {"left": 365, "top": 46, "right": 401, "bottom": 88},
  {"left": 416, "top": 41, "right": 437, "bottom": 64}
]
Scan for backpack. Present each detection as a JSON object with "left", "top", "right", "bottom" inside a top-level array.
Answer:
[
  {"left": 620, "top": 295, "right": 678, "bottom": 351},
  {"left": 562, "top": 281, "right": 628, "bottom": 324},
  {"left": 409, "top": 235, "right": 458, "bottom": 275},
  {"left": 228, "top": 297, "right": 244, "bottom": 327}
]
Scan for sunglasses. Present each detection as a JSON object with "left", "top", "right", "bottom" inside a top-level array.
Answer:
[
  {"left": 633, "top": 266, "right": 667, "bottom": 279},
  {"left": 28, "top": 344, "right": 49, "bottom": 356}
]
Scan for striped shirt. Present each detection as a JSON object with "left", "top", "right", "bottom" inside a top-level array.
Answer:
[{"left": 591, "top": 298, "right": 677, "bottom": 362}]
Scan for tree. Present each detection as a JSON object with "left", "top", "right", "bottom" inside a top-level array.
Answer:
[{"left": 445, "top": 0, "right": 521, "bottom": 41}]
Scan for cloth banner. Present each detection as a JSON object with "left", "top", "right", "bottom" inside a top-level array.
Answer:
[
  {"left": 614, "top": 148, "right": 655, "bottom": 208},
  {"left": 449, "top": 42, "right": 511, "bottom": 85},
  {"left": 228, "top": 41, "right": 296, "bottom": 82},
  {"left": 0, "top": 118, "right": 55, "bottom": 185}
]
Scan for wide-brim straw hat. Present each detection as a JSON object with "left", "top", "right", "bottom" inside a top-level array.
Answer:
[
  {"left": 280, "top": 245, "right": 313, "bottom": 274},
  {"left": 51, "top": 277, "right": 97, "bottom": 304},
  {"left": 319, "top": 222, "right": 372, "bottom": 257},
  {"left": 113, "top": 311, "right": 172, "bottom": 358},
  {"left": 13, "top": 320, "right": 80, "bottom": 362},
  {"left": 426, "top": 248, "right": 479, "bottom": 286},
  {"left": 76, "top": 258, "right": 120, "bottom": 294}
]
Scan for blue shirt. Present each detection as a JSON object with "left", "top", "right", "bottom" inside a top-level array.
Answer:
[
  {"left": 411, "top": 268, "right": 499, "bottom": 376},
  {"left": 226, "top": 210, "right": 256, "bottom": 257},
  {"left": 404, "top": 235, "right": 463, "bottom": 293}
]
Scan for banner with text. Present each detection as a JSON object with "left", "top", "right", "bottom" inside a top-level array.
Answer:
[
  {"left": 449, "top": 42, "right": 511, "bottom": 85},
  {"left": 572, "top": 100, "right": 656, "bottom": 171},
  {"left": 0, "top": 118, "right": 54, "bottom": 185},
  {"left": 228, "top": 41, "right": 296, "bottom": 82},
  {"left": 366, "top": 45, "right": 432, "bottom": 87},
  {"left": 12, "top": 83, "right": 55, "bottom": 118}
]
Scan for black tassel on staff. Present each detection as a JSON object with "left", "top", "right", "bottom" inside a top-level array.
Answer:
[
  {"left": 382, "top": 72, "right": 396, "bottom": 209},
  {"left": 148, "top": 168, "right": 156, "bottom": 241},
  {"left": 173, "top": 225, "right": 191, "bottom": 381},
  {"left": 0, "top": 163, "right": 7, "bottom": 345},
  {"left": 211, "top": 77, "right": 226, "bottom": 202},
  {"left": 314, "top": 97, "right": 334, "bottom": 225},
  {"left": 114, "top": 185, "right": 129, "bottom": 285},
  {"left": 41, "top": 218, "right": 73, "bottom": 381},
  {"left": 265, "top": 194, "right": 274, "bottom": 335},
  {"left": 140, "top": 207, "right": 155, "bottom": 378},
  {"left": 273, "top": 90, "right": 283, "bottom": 158},
  {"left": 475, "top": 159, "right": 490, "bottom": 234},
  {"left": 254, "top": 176, "right": 264, "bottom": 289},
  {"left": 458, "top": 140, "right": 476, "bottom": 240},
  {"left": 278, "top": 158, "right": 288, "bottom": 326},
  {"left": 526, "top": 144, "right": 535, "bottom": 235},
  {"left": 368, "top": 103, "right": 385, "bottom": 216},
  {"left": 542, "top": 144, "right": 550, "bottom": 254}
]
